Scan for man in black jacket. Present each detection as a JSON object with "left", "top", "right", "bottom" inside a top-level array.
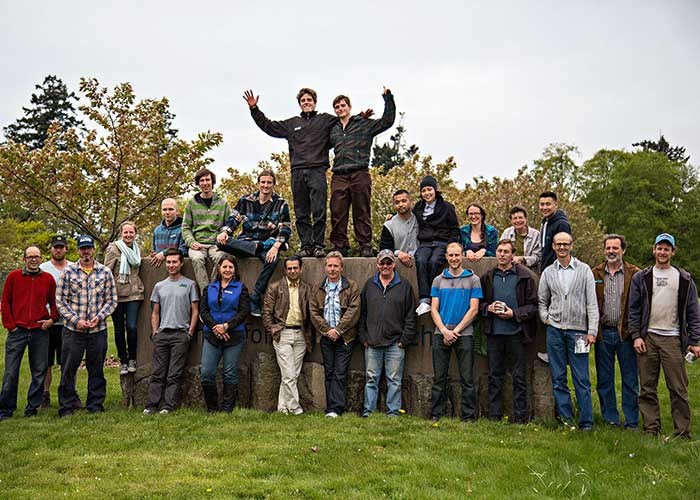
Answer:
[
  {"left": 244, "top": 87, "right": 335, "bottom": 258},
  {"left": 480, "top": 240, "right": 538, "bottom": 423},
  {"left": 328, "top": 88, "right": 395, "bottom": 257},
  {"left": 538, "top": 191, "right": 571, "bottom": 272},
  {"left": 359, "top": 249, "right": 417, "bottom": 417}
]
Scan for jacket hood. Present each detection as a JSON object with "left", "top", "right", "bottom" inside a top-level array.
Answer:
[
  {"left": 544, "top": 208, "right": 568, "bottom": 224},
  {"left": 159, "top": 216, "right": 183, "bottom": 229},
  {"left": 440, "top": 268, "right": 473, "bottom": 279}
]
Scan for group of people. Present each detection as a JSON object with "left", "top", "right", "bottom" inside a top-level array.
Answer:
[{"left": 0, "top": 87, "right": 698, "bottom": 440}]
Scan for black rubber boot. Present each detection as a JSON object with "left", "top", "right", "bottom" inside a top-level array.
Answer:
[
  {"left": 221, "top": 384, "right": 238, "bottom": 413},
  {"left": 202, "top": 383, "right": 219, "bottom": 413}
]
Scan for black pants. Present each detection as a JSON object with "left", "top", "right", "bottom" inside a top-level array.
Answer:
[
  {"left": 291, "top": 166, "right": 327, "bottom": 249},
  {"left": 217, "top": 239, "right": 276, "bottom": 304},
  {"left": 58, "top": 328, "right": 108, "bottom": 416},
  {"left": 320, "top": 336, "right": 354, "bottom": 414},
  {"left": 415, "top": 242, "right": 447, "bottom": 300},
  {"left": 487, "top": 334, "right": 527, "bottom": 421},
  {"left": 146, "top": 329, "right": 191, "bottom": 411}
]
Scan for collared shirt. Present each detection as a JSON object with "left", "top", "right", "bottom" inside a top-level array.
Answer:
[
  {"left": 601, "top": 263, "right": 624, "bottom": 327},
  {"left": 423, "top": 201, "right": 436, "bottom": 218},
  {"left": 323, "top": 278, "right": 342, "bottom": 329},
  {"left": 56, "top": 261, "right": 118, "bottom": 333},
  {"left": 554, "top": 258, "right": 577, "bottom": 297},
  {"left": 285, "top": 278, "right": 302, "bottom": 327}
]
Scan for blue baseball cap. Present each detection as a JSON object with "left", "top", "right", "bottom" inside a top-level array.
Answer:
[
  {"left": 654, "top": 233, "right": 675, "bottom": 248},
  {"left": 77, "top": 235, "right": 95, "bottom": 249}
]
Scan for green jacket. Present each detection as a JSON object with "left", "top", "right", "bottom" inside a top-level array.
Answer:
[{"left": 181, "top": 193, "right": 231, "bottom": 247}]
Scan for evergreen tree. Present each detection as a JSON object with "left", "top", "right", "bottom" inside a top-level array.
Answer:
[
  {"left": 632, "top": 134, "right": 689, "bottom": 165},
  {"left": 371, "top": 112, "right": 419, "bottom": 174},
  {"left": 3, "top": 75, "right": 84, "bottom": 150}
]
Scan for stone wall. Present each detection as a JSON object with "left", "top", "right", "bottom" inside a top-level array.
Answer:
[{"left": 126, "top": 257, "right": 554, "bottom": 421}]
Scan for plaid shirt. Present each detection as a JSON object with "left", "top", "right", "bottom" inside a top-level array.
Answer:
[
  {"left": 223, "top": 191, "right": 292, "bottom": 250},
  {"left": 56, "top": 261, "right": 118, "bottom": 333},
  {"left": 329, "top": 92, "right": 396, "bottom": 175},
  {"left": 323, "top": 279, "right": 342, "bottom": 328}
]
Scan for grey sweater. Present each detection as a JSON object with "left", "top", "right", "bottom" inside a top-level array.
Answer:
[{"left": 538, "top": 257, "right": 599, "bottom": 336}]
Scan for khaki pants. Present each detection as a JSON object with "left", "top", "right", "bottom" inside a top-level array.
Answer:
[
  {"left": 273, "top": 328, "right": 307, "bottom": 413},
  {"left": 188, "top": 245, "right": 227, "bottom": 292},
  {"left": 637, "top": 333, "right": 691, "bottom": 436}
]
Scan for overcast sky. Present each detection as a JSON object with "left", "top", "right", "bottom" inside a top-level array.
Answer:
[{"left": 2, "top": 1, "right": 698, "bottom": 186}]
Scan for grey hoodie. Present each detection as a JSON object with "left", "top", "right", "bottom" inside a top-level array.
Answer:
[{"left": 538, "top": 257, "right": 599, "bottom": 336}]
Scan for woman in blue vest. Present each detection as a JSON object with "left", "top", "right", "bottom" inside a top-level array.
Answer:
[{"left": 199, "top": 255, "right": 250, "bottom": 412}]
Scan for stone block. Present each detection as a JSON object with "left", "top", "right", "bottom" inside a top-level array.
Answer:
[{"left": 251, "top": 352, "right": 281, "bottom": 412}]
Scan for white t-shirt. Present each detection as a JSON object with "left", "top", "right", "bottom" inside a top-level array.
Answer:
[
  {"left": 648, "top": 266, "right": 680, "bottom": 336},
  {"left": 39, "top": 260, "right": 73, "bottom": 326}
]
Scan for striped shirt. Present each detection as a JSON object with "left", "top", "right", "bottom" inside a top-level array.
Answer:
[
  {"left": 601, "top": 264, "right": 624, "bottom": 327},
  {"left": 323, "top": 279, "right": 342, "bottom": 329},
  {"left": 56, "top": 261, "right": 118, "bottom": 333},
  {"left": 181, "top": 193, "right": 231, "bottom": 246}
]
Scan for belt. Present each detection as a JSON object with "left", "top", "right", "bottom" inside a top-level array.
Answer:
[{"left": 284, "top": 325, "right": 302, "bottom": 330}]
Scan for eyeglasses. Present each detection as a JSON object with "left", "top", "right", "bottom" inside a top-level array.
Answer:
[
  {"left": 553, "top": 243, "right": 571, "bottom": 248},
  {"left": 24, "top": 255, "right": 42, "bottom": 260},
  {"left": 378, "top": 260, "right": 394, "bottom": 266}
]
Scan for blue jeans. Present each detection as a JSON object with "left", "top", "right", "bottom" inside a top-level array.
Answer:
[
  {"left": 594, "top": 328, "right": 639, "bottom": 428},
  {"left": 363, "top": 342, "right": 406, "bottom": 416},
  {"left": 217, "top": 239, "right": 277, "bottom": 306},
  {"left": 0, "top": 328, "right": 49, "bottom": 418},
  {"left": 431, "top": 334, "right": 475, "bottom": 420},
  {"left": 546, "top": 326, "right": 593, "bottom": 428},
  {"left": 112, "top": 300, "right": 141, "bottom": 363},
  {"left": 200, "top": 338, "right": 245, "bottom": 385}
]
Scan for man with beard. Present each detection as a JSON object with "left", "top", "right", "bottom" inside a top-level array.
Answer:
[
  {"left": 55, "top": 235, "right": 117, "bottom": 417},
  {"left": 379, "top": 189, "right": 418, "bottom": 268},
  {"left": 592, "top": 234, "right": 640, "bottom": 429}
]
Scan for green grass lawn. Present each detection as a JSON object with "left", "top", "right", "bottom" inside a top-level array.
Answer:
[{"left": 1, "top": 331, "right": 698, "bottom": 499}]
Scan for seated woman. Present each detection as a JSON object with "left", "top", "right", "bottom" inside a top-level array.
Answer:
[
  {"left": 460, "top": 203, "right": 499, "bottom": 262},
  {"left": 199, "top": 255, "right": 250, "bottom": 412},
  {"left": 104, "top": 221, "right": 145, "bottom": 376}
]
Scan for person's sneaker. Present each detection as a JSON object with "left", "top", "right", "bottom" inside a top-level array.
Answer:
[
  {"left": 41, "top": 391, "right": 50, "bottom": 409},
  {"left": 250, "top": 298, "right": 262, "bottom": 317},
  {"left": 127, "top": 360, "right": 137, "bottom": 373},
  {"left": 119, "top": 363, "right": 129, "bottom": 375},
  {"left": 159, "top": 409, "right": 170, "bottom": 415},
  {"left": 291, "top": 408, "right": 304, "bottom": 415},
  {"left": 143, "top": 408, "right": 155, "bottom": 415},
  {"left": 416, "top": 302, "right": 431, "bottom": 316},
  {"left": 537, "top": 352, "right": 549, "bottom": 364},
  {"left": 325, "top": 411, "right": 339, "bottom": 418},
  {"left": 313, "top": 246, "right": 326, "bottom": 258},
  {"left": 296, "top": 247, "right": 313, "bottom": 258},
  {"left": 360, "top": 246, "right": 375, "bottom": 258}
]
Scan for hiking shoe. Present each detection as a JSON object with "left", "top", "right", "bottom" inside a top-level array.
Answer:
[
  {"left": 127, "top": 360, "right": 137, "bottom": 373},
  {"left": 119, "top": 364, "right": 129, "bottom": 375},
  {"left": 296, "top": 247, "right": 313, "bottom": 258},
  {"left": 313, "top": 246, "right": 326, "bottom": 258},
  {"left": 360, "top": 246, "right": 375, "bottom": 258},
  {"left": 416, "top": 302, "right": 431, "bottom": 316}
]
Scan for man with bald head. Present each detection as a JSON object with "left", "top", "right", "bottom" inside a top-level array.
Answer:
[
  {"left": 0, "top": 246, "right": 59, "bottom": 420},
  {"left": 538, "top": 232, "right": 598, "bottom": 430},
  {"left": 150, "top": 198, "right": 188, "bottom": 268}
]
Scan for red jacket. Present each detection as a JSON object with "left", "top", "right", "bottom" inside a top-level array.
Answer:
[{"left": 1, "top": 269, "right": 59, "bottom": 331}]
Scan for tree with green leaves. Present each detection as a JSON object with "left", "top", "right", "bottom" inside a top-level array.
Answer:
[
  {"left": 3, "top": 75, "right": 84, "bottom": 150},
  {"left": 371, "top": 112, "right": 419, "bottom": 173},
  {"left": 0, "top": 78, "right": 222, "bottom": 252}
]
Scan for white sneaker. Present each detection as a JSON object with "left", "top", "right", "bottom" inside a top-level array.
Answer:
[
  {"left": 127, "top": 360, "right": 137, "bottom": 373},
  {"left": 325, "top": 412, "right": 339, "bottom": 418},
  {"left": 119, "top": 364, "right": 128, "bottom": 375},
  {"left": 416, "top": 302, "right": 431, "bottom": 316},
  {"left": 159, "top": 409, "right": 170, "bottom": 415},
  {"left": 537, "top": 352, "right": 549, "bottom": 364},
  {"left": 143, "top": 408, "right": 155, "bottom": 415}
]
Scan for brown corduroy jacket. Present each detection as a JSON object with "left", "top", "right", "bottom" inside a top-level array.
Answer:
[{"left": 592, "top": 260, "right": 640, "bottom": 341}]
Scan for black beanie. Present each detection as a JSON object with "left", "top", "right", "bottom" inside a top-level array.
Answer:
[{"left": 419, "top": 175, "right": 438, "bottom": 191}]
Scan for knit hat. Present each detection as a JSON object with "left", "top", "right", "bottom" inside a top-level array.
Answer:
[{"left": 419, "top": 175, "right": 438, "bottom": 191}]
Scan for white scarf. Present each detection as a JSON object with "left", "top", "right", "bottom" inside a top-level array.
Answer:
[{"left": 115, "top": 240, "right": 141, "bottom": 284}]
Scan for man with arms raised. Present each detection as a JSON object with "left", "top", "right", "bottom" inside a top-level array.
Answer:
[
  {"left": 430, "top": 242, "right": 483, "bottom": 422},
  {"left": 328, "top": 88, "right": 395, "bottom": 257}
]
